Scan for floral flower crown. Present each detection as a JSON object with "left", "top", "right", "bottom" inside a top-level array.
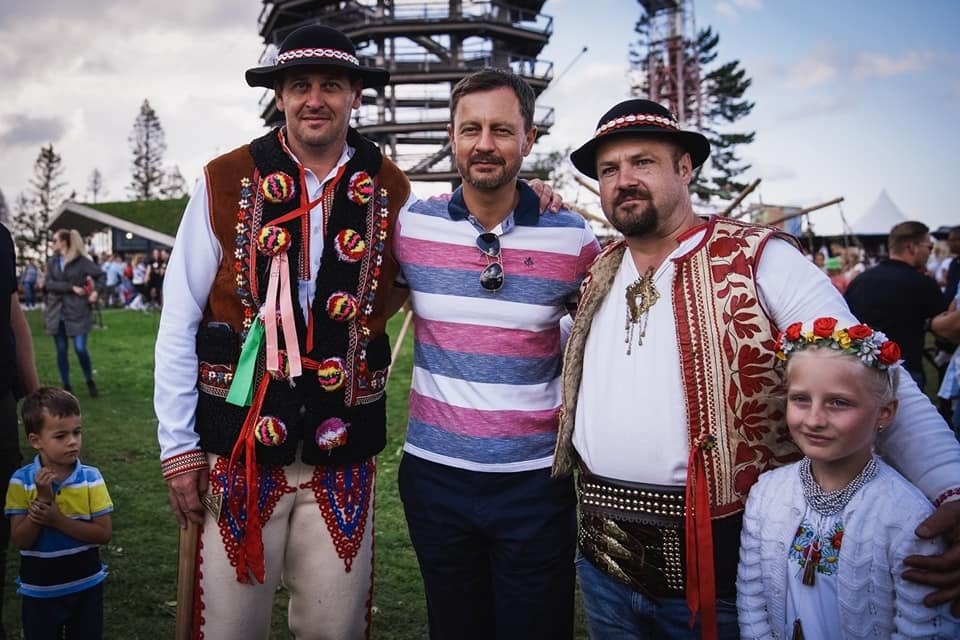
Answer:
[{"left": 774, "top": 317, "right": 902, "bottom": 370}]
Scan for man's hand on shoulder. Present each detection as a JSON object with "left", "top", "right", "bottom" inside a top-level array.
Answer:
[
  {"left": 904, "top": 499, "right": 960, "bottom": 616},
  {"left": 525, "top": 179, "right": 563, "bottom": 214}
]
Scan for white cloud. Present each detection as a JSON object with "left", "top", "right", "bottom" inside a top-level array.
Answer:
[
  {"left": 852, "top": 51, "right": 936, "bottom": 79},
  {"left": 716, "top": 3, "right": 736, "bottom": 18},
  {"left": 784, "top": 57, "right": 839, "bottom": 90}
]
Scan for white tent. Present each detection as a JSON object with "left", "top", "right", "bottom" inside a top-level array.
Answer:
[{"left": 845, "top": 189, "right": 908, "bottom": 235}]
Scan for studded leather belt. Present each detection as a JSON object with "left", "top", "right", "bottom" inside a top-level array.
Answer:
[{"left": 577, "top": 472, "right": 741, "bottom": 600}]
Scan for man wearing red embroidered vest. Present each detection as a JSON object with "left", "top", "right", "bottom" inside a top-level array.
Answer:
[
  {"left": 552, "top": 98, "right": 960, "bottom": 639},
  {"left": 155, "top": 24, "right": 410, "bottom": 639}
]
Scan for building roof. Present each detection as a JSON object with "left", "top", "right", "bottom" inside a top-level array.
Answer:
[{"left": 50, "top": 198, "right": 187, "bottom": 247}]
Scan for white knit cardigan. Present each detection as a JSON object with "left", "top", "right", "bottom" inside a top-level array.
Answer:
[{"left": 737, "top": 457, "right": 959, "bottom": 639}]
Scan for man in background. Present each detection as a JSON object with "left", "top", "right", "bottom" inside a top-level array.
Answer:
[{"left": 845, "top": 220, "right": 947, "bottom": 388}]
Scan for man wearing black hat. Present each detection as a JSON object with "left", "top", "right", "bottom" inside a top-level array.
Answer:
[
  {"left": 551, "top": 99, "right": 960, "bottom": 639},
  {"left": 155, "top": 24, "right": 409, "bottom": 638}
]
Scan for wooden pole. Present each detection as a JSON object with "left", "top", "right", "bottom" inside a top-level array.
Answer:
[
  {"left": 387, "top": 308, "right": 414, "bottom": 385},
  {"left": 573, "top": 175, "right": 600, "bottom": 197},
  {"left": 175, "top": 521, "right": 200, "bottom": 640},
  {"left": 765, "top": 197, "right": 844, "bottom": 227},
  {"left": 722, "top": 178, "right": 762, "bottom": 218}
]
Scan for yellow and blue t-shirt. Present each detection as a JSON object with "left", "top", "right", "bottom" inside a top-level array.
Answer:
[{"left": 4, "top": 456, "right": 113, "bottom": 598}]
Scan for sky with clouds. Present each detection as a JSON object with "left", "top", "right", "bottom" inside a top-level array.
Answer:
[{"left": 1, "top": 0, "right": 957, "bottom": 236}]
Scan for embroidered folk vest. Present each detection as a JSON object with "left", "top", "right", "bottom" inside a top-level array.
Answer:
[
  {"left": 195, "top": 128, "right": 410, "bottom": 467},
  {"left": 553, "top": 216, "right": 802, "bottom": 515}
]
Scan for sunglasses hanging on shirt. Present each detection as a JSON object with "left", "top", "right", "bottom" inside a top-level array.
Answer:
[{"left": 476, "top": 232, "right": 504, "bottom": 292}]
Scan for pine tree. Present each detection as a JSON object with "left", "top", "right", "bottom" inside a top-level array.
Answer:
[
  {"left": 630, "top": 18, "right": 755, "bottom": 201},
  {"left": 12, "top": 144, "right": 66, "bottom": 263},
  {"left": 0, "top": 188, "right": 8, "bottom": 224},
  {"left": 160, "top": 165, "right": 188, "bottom": 199},
  {"left": 128, "top": 99, "right": 167, "bottom": 200},
  {"left": 87, "top": 168, "right": 106, "bottom": 203}
]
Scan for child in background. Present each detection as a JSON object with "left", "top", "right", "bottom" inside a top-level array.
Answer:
[
  {"left": 737, "top": 318, "right": 957, "bottom": 639},
  {"left": 5, "top": 387, "right": 112, "bottom": 639}
]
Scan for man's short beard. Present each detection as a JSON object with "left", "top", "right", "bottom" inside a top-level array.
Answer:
[
  {"left": 610, "top": 202, "right": 660, "bottom": 238},
  {"left": 457, "top": 154, "right": 519, "bottom": 192}
]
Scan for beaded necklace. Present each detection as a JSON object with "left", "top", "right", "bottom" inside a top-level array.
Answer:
[
  {"left": 799, "top": 455, "right": 878, "bottom": 516},
  {"left": 796, "top": 456, "right": 877, "bottom": 586}
]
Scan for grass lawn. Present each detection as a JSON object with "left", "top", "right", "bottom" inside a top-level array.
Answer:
[{"left": 4, "top": 309, "right": 588, "bottom": 638}]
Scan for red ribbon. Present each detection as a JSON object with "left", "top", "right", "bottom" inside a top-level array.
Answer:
[
  {"left": 225, "top": 374, "right": 271, "bottom": 583},
  {"left": 685, "top": 446, "right": 718, "bottom": 640}
]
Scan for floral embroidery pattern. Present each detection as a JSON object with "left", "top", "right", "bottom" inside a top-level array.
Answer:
[
  {"left": 210, "top": 456, "right": 295, "bottom": 572},
  {"left": 789, "top": 518, "right": 843, "bottom": 577},
  {"left": 305, "top": 459, "right": 374, "bottom": 572}
]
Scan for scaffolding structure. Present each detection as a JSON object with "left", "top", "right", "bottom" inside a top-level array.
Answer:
[
  {"left": 256, "top": 0, "right": 555, "bottom": 183},
  {"left": 635, "top": 0, "right": 701, "bottom": 128}
]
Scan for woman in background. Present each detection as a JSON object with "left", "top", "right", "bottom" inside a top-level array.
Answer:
[{"left": 44, "top": 229, "right": 104, "bottom": 397}]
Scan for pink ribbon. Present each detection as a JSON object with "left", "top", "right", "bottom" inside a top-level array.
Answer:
[{"left": 264, "top": 254, "right": 302, "bottom": 380}]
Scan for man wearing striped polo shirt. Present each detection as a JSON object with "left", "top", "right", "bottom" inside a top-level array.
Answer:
[{"left": 392, "top": 69, "right": 600, "bottom": 639}]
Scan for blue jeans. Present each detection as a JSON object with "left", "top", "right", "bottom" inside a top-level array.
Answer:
[
  {"left": 576, "top": 552, "right": 740, "bottom": 639},
  {"left": 22, "top": 582, "right": 103, "bottom": 640},
  {"left": 399, "top": 454, "right": 576, "bottom": 640},
  {"left": 53, "top": 323, "right": 93, "bottom": 388},
  {"left": 22, "top": 282, "right": 35, "bottom": 306}
]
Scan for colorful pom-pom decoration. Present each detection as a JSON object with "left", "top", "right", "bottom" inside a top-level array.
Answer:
[
  {"left": 326, "top": 292, "right": 359, "bottom": 322},
  {"left": 347, "top": 171, "right": 374, "bottom": 206},
  {"left": 254, "top": 416, "right": 287, "bottom": 446},
  {"left": 256, "top": 225, "right": 292, "bottom": 256},
  {"left": 261, "top": 171, "right": 296, "bottom": 204},
  {"left": 335, "top": 229, "right": 366, "bottom": 263},
  {"left": 267, "top": 349, "right": 290, "bottom": 380},
  {"left": 316, "top": 357, "right": 346, "bottom": 391},
  {"left": 315, "top": 417, "right": 349, "bottom": 451}
]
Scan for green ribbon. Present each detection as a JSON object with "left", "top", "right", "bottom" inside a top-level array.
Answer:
[{"left": 226, "top": 320, "right": 265, "bottom": 407}]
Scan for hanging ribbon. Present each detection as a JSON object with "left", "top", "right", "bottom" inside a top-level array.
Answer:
[
  {"left": 226, "top": 320, "right": 265, "bottom": 407},
  {"left": 224, "top": 373, "right": 271, "bottom": 583},
  {"left": 263, "top": 251, "right": 303, "bottom": 381},
  {"left": 685, "top": 443, "right": 718, "bottom": 640}
]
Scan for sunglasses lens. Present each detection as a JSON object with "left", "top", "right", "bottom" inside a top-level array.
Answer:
[
  {"left": 476, "top": 232, "right": 500, "bottom": 257},
  {"left": 480, "top": 262, "right": 504, "bottom": 291}
]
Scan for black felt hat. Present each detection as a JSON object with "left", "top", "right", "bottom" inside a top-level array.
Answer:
[
  {"left": 570, "top": 99, "right": 710, "bottom": 178},
  {"left": 245, "top": 24, "right": 390, "bottom": 89}
]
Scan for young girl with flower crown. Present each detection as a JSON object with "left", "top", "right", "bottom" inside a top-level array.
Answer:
[{"left": 736, "top": 317, "right": 958, "bottom": 640}]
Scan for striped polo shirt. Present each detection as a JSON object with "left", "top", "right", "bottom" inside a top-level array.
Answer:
[
  {"left": 5, "top": 456, "right": 113, "bottom": 598},
  {"left": 395, "top": 183, "right": 600, "bottom": 472}
]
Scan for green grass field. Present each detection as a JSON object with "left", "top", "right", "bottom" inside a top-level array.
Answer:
[{"left": 5, "top": 309, "right": 589, "bottom": 639}]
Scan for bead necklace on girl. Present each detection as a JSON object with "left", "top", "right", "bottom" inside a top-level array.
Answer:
[{"left": 736, "top": 318, "right": 958, "bottom": 640}]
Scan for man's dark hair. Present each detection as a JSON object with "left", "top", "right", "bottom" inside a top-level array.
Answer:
[
  {"left": 21, "top": 386, "right": 80, "bottom": 435},
  {"left": 888, "top": 221, "right": 930, "bottom": 254},
  {"left": 450, "top": 68, "right": 536, "bottom": 131}
]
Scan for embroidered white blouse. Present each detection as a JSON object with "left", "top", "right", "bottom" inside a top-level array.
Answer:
[{"left": 737, "top": 457, "right": 959, "bottom": 639}]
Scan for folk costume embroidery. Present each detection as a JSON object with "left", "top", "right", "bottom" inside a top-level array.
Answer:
[
  {"left": 790, "top": 518, "right": 843, "bottom": 583},
  {"left": 193, "top": 126, "right": 407, "bottom": 584},
  {"left": 307, "top": 459, "right": 375, "bottom": 572}
]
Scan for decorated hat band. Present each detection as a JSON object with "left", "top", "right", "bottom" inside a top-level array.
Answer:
[
  {"left": 595, "top": 113, "right": 680, "bottom": 137},
  {"left": 277, "top": 47, "right": 359, "bottom": 66}
]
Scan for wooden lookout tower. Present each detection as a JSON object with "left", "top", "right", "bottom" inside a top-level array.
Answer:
[{"left": 256, "top": 0, "right": 556, "bottom": 184}]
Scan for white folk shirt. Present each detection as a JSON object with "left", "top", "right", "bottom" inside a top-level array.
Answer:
[
  {"left": 155, "top": 144, "right": 353, "bottom": 461},
  {"left": 573, "top": 231, "right": 910, "bottom": 485}
]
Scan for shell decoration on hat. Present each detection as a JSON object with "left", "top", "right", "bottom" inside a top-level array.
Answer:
[
  {"left": 317, "top": 357, "right": 347, "bottom": 392},
  {"left": 335, "top": 229, "right": 366, "bottom": 263},
  {"left": 327, "top": 291, "right": 359, "bottom": 323},
  {"left": 347, "top": 171, "right": 374, "bottom": 206},
  {"left": 315, "top": 417, "right": 349, "bottom": 451},
  {"left": 255, "top": 416, "right": 288, "bottom": 447},
  {"left": 256, "top": 225, "right": 292, "bottom": 257},
  {"left": 261, "top": 171, "right": 297, "bottom": 204}
]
